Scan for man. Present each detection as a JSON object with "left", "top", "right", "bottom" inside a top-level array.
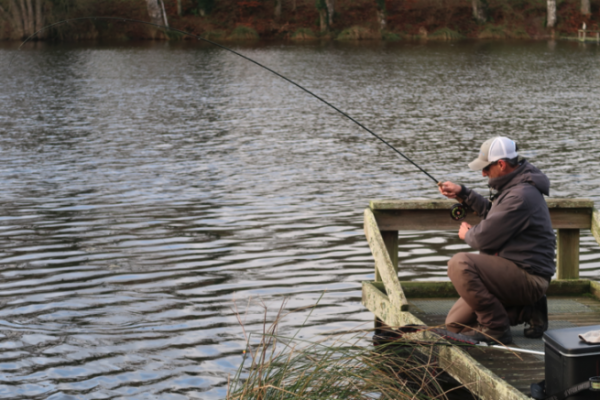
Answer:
[{"left": 438, "top": 137, "right": 555, "bottom": 345}]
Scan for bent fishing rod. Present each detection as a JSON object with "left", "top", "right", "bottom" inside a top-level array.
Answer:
[{"left": 19, "top": 17, "right": 468, "bottom": 220}]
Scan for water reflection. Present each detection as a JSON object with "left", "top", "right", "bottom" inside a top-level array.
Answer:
[{"left": 0, "top": 40, "right": 599, "bottom": 399}]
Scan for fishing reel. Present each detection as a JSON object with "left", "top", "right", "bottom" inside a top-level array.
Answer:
[{"left": 450, "top": 202, "right": 469, "bottom": 221}]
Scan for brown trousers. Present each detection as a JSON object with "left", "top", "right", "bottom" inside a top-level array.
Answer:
[{"left": 445, "top": 252, "right": 549, "bottom": 332}]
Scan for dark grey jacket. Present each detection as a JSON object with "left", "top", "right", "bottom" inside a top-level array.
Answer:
[{"left": 462, "top": 161, "right": 556, "bottom": 279}]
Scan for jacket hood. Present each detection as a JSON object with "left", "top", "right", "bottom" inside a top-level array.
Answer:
[{"left": 488, "top": 160, "right": 550, "bottom": 195}]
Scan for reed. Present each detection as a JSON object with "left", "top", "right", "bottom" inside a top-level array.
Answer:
[{"left": 226, "top": 297, "right": 465, "bottom": 400}]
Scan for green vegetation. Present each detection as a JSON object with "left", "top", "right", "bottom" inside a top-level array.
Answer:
[
  {"left": 382, "top": 31, "right": 403, "bottom": 41},
  {"left": 478, "top": 24, "right": 508, "bottom": 39},
  {"left": 336, "top": 26, "right": 380, "bottom": 40},
  {"left": 229, "top": 25, "right": 259, "bottom": 40},
  {"left": 429, "top": 28, "right": 465, "bottom": 41},
  {"left": 291, "top": 27, "right": 318, "bottom": 40}
]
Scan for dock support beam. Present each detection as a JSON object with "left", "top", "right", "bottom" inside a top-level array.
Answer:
[{"left": 557, "top": 229, "right": 580, "bottom": 279}]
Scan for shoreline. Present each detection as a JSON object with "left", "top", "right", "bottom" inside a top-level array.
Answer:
[{"left": 1, "top": 0, "right": 598, "bottom": 43}]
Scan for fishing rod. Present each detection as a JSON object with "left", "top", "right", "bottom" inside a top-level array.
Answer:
[{"left": 19, "top": 17, "right": 468, "bottom": 220}]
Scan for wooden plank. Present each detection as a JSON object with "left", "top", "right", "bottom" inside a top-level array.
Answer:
[
  {"left": 363, "top": 208, "right": 408, "bottom": 312},
  {"left": 556, "top": 229, "right": 580, "bottom": 279},
  {"left": 370, "top": 198, "right": 593, "bottom": 231},
  {"left": 403, "top": 330, "right": 530, "bottom": 400},
  {"left": 361, "top": 281, "right": 419, "bottom": 326},
  {"left": 373, "top": 208, "right": 591, "bottom": 231},
  {"left": 381, "top": 230, "right": 398, "bottom": 276},
  {"left": 369, "top": 280, "right": 590, "bottom": 298},
  {"left": 370, "top": 198, "right": 594, "bottom": 210},
  {"left": 547, "top": 279, "right": 590, "bottom": 295},
  {"left": 591, "top": 207, "right": 600, "bottom": 247},
  {"left": 590, "top": 280, "right": 600, "bottom": 300}
]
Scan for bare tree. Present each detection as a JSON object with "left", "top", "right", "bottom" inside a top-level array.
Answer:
[
  {"left": 325, "top": 0, "right": 334, "bottom": 26},
  {"left": 376, "top": 0, "right": 385, "bottom": 31},
  {"left": 275, "top": 0, "right": 282, "bottom": 20},
  {"left": 581, "top": 0, "right": 590, "bottom": 15},
  {"left": 547, "top": 0, "right": 556, "bottom": 28},
  {"left": 0, "top": 0, "right": 45, "bottom": 39},
  {"left": 316, "top": 0, "right": 328, "bottom": 33},
  {"left": 147, "top": 0, "right": 169, "bottom": 28},
  {"left": 472, "top": 0, "right": 487, "bottom": 24}
]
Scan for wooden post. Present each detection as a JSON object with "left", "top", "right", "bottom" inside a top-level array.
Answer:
[
  {"left": 557, "top": 229, "right": 580, "bottom": 279},
  {"left": 379, "top": 231, "right": 398, "bottom": 280},
  {"left": 375, "top": 231, "right": 398, "bottom": 332}
]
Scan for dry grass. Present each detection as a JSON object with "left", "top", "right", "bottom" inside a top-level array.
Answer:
[
  {"left": 336, "top": 26, "right": 381, "bottom": 41},
  {"left": 226, "top": 296, "right": 469, "bottom": 400},
  {"left": 291, "top": 28, "right": 318, "bottom": 41}
]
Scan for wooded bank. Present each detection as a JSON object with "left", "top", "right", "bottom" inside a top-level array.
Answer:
[{"left": 0, "top": 0, "right": 599, "bottom": 41}]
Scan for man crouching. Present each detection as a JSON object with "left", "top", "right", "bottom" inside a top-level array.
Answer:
[{"left": 438, "top": 137, "right": 555, "bottom": 345}]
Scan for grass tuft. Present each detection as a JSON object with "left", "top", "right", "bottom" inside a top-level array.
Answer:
[
  {"left": 429, "top": 28, "right": 465, "bottom": 41},
  {"left": 382, "top": 31, "right": 403, "bottom": 41},
  {"left": 226, "top": 297, "right": 468, "bottom": 400},
  {"left": 336, "top": 26, "right": 381, "bottom": 41},
  {"left": 478, "top": 24, "right": 507, "bottom": 39},
  {"left": 291, "top": 28, "right": 318, "bottom": 41},
  {"left": 229, "top": 26, "right": 259, "bottom": 40}
]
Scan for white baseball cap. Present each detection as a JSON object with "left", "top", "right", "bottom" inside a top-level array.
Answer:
[{"left": 468, "top": 137, "right": 518, "bottom": 171}]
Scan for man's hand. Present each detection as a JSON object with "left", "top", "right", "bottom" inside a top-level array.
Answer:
[
  {"left": 458, "top": 222, "right": 472, "bottom": 240},
  {"left": 438, "top": 181, "right": 461, "bottom": 199}
]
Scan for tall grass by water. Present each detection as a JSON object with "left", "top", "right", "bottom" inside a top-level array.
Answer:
[{"left": 226, "top": 298, "right": 467, "bottom": 400}]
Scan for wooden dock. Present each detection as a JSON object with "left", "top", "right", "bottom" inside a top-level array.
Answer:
[
  {"left": 578, "top": 29, "right": 600, "bottom": 42},
  {"left": 362, "top": 198, "right": 600, "bottom": 400}
]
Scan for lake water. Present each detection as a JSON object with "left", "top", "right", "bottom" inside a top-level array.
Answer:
[{"left": 1, "top": 39, "right": 600, "bottom": 399}]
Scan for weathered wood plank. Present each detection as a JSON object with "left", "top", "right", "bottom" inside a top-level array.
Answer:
[
  {"left": 370, "top": 198, "right": 594, "bottom": 210},
  {"left": 403, "top": 331, "right": 530, "bottom": 400},
  {"left": 372, "top": 208, "right": 592, "bottom": 231},
  {"left": 361, "top": 281, "right": 418, "bottom": 326},
  {"left": 363, "top": 208, "right": 408, "bottom": 312},
  {"left": 547, "top": 279, "right": 590, "bottom": 295},
  {"left": 370, "top": 198, "right": 593, "bottom": 231},
  {"left": 556, "top": 229, "right": 580, "bottom": 279},
  {"left": 370, "top": 279, "right": 591, "bottom": 298},
  {"left": 381, "top": 230, "right": 398, "bottom": 276},
  {"left": 590, "top": 280, "right": 600, "bottom": 301},
  {"left": 592, "top": 207, "right": 600, "bottom": 247}
]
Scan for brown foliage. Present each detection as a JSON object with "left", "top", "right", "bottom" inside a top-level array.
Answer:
[{"left": 1, "top": 0, "right": 599, "bottom": 41}]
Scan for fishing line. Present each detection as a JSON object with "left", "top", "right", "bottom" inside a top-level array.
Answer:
[{"left": 19, "top": 16, "right": 440, "bottom": 185}]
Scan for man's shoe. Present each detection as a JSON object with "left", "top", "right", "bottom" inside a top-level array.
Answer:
[
  {"left": 523, "top": 295, "right": 548, "bottom": 339},
  {"left": 459, "top": 326, "right": 513, "bottom": 345}
]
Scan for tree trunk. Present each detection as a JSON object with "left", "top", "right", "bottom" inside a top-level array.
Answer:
[
  {"left": 274, "top": 0, "right": 282, "bottom": 20},
  {"left": 292, "top": 0, "right": 296, "bottom": 12},
  {"left": 547, "top": 0, "right": 556, "bottom": 28},
  {"left": 318, "top": 9, "right": 328, "bottom": 33},
  {"left": 176, "top": 0, "right": 182, "bottom": 16},
  {"left": 2, "top": 0, "right": 44, "bottom": 39},
  {"left": 376, "top": 0, "right": 385, "bottom": 31},
  {"left": 8, "top": 0, "right": 24, "bottom": 39},
  {"left": 316, "top": 0, "right": 328, "bottom": 33},
  {"left": 147, "top": 0, "right": 168, "bottom": 27},
  {"left": 471, "top": 0, "right": 487, "bottom": 24},
  {"left": 581, "top": 0, "right": 590, "bottom": 15},
  {"left": 160, "top": 0, "right": 169, "bottom": 28},
  {"left": 34, "top": 0, "right": 42, "bottom": 33},
  {"left": 325, "top": 0, "right": 334, "bottom": 26}
]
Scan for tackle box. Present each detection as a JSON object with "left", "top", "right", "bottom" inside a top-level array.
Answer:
[{"left": 544, "top": 325, "right": 600, "bottom": 399}]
